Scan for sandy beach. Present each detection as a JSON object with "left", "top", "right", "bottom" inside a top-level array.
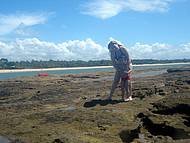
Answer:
[
  {"left": 0, "top": 62, "right": 190, "bottom": 74},
  {"left": 0, "top": 66, "right": 113, "bottom": 73}
]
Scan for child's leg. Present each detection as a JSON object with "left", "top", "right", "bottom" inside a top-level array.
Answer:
[
  {"left": 128, "top": 80, "right": 132, "bottom": 97},
  {"left": 125, "top": 79, "right": 129, "bottom": 98},
  {"left": 121, "top": 79, "right": 125, "bottom": 100}
]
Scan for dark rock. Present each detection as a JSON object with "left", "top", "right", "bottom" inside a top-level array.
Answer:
[
  {"left": 63, "top": 80, "right": 70, "bottom": 82},
  {"left": 183, "top": 117, "right": 190, "bottom": 127},
  {"left": 167, "top": 68, "right": 190, "bottom": 73},
  {"left": 159, "top": 92, "right": 166, "bottom": 96},
  {"left": 75, "top": 75, "right": 98, "bottom": 79},
  {"left": 52, "top": 138, "right": 65, "bottom": 143},
  {"left": 119, "top": 126, "right": 140, "bottom": 143},
  {"left": 152, "top": 103, "right": 190, "bottom": 116},
  {"left": 82, "top": 96, "right": 87, "bottom": 100},
  {"left": 52, "top": 137, "right": 70, "bottom": 143},
  {"left": 97, "top": 124, "right": 106, "bottom": 131},
  {"left": 174, "top": 89, "right": 179, "bottom": 93},
  {"left": 138, "top": 113, "right": 190, "bottom": 140},
  {"left": 184, "top": 80, "right": 190, "bottom": 84}
]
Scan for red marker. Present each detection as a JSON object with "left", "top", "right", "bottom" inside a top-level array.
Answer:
[{"left": 38, "top": 73, "right": 49, "bottom": 77}]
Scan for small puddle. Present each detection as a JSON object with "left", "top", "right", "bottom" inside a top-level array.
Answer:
[
  {"left": 0, "top": 136, "right": 10, "bottom": 143},
  {"left": 57, "top": 106, "right": 76, "bottom": 112}
]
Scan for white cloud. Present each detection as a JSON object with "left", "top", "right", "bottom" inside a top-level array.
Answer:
[
  {"left": 124, "top": 0, "right": 173, "bottom": 12},
  {"left": 0, "top": 38, "right": 189, "bottom": 61},
  {"left": 82, "top": 0, "right": 125, "bottom": 19},
  {"left": 13, "top": 23, "right": 37, "bottom": 36},
  {"left": 81, "top": 0, "right": 176, "bottom": 19},
  {"left": 0, "top": 13, "right": 49, "bottom": 35},
  {"left": 14, "top": 29, "right": 32, "bottom": 36},
  {"left": 129, "top": 42, "right": 190, "bottom": 59},
  {"left": 0, "top": 38, "right": 109, "bottom": 61}
]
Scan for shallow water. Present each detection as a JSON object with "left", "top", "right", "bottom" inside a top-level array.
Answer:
[
  {"left": 0, "top": 136, "right": 10, "bottom": 143},
  {"left": 0, "top": 63, "right": 189, "bottom": 79}
]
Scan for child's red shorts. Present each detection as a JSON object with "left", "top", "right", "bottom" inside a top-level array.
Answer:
[{"left": 122, "top": 70, "right": 132, "bottom": 80}]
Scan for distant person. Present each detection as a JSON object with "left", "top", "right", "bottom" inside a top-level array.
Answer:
[{"left": 107, "top": 40, "right": 132, "bottom": 101}]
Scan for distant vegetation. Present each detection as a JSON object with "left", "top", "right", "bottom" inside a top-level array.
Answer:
[{"left": 0, "top": 58, "right": 190, "bottom": 69}]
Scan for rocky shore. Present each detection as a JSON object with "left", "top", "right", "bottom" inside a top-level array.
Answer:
[{"left": 0, "top": 67, "right": 189, "bottom": 143}]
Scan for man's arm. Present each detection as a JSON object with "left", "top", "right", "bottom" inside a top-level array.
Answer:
[{"left": 120, "top": 47, "right": 131, "bottom": 64}]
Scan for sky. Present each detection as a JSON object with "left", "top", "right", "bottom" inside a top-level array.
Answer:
[{"left": 0, "top": 0, "right": 190, "bottom": 61}]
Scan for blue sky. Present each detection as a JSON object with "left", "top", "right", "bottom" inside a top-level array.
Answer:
[{"left": 0, "top": 0, "right": 190, "bottom": 61}]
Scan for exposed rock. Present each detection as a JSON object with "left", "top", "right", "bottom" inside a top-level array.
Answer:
[
  {"left": 167, "top": 68, "right": 190, "bottom": 73},
  {"left": 0, "top": 66, "right": 189, "bottom": 143}
]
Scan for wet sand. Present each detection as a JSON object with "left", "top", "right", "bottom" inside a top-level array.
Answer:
[{"left": 0, "top": 66, "right": 189, "bottom": 143}]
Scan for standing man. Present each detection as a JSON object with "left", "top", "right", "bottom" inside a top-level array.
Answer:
[{"left": 107, "top": 40, "right": 132, "bottom": 101}]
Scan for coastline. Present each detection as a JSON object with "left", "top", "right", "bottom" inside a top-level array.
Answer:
[{"left": 0, "top": 62, "right": 190, "bottom": 73}]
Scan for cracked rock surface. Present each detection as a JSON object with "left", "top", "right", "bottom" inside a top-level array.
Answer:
[{"left": 0, "top": 67, "right": 189, "bottom": 143}]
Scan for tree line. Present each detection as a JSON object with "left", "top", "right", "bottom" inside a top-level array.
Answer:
[{"left": 0, "top": 58, "right": 189, "bottom": 69}]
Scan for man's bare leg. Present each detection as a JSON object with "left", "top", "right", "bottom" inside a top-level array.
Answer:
[{"left": 108, "top": 71, "right": 120, "bottom": 100}]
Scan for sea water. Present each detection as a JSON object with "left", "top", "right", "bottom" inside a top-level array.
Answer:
[{"left": 0, "top": 63, "right": 189, "bottom": 79}]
